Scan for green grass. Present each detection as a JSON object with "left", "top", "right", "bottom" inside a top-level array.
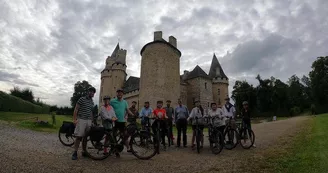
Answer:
[
  {"left": 0, "top": 111, "right": 72, "bottom": 133},
  {"left": 254, "top": 114, "right": 328, "bottom": 173}
]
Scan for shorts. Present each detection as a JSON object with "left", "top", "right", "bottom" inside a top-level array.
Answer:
[
  {"left": 74, "top": 119, "right": 92, "bottom": 137},
  {"left": 192, "top": 125, "right": 204, "bottom": 131},
  {"left": 114, "top": 122, "right": 126, "bottom": 133}
]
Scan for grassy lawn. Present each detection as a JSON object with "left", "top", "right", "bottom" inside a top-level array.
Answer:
[
  {"left": 251, "top": 114, "right": 328, "bottom": 173},
  {"left": 0, "top": 111, "right": 72, "bottom": 133}
]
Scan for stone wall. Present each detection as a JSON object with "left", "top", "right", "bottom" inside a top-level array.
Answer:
[
  {"left": 139, "top": 33, "right": 181, "bottom": 109},
  {"left": 212, "top": 78, "right": 229, "bottom": 107},
  {"left": 123, "top": 90, "right": 140, "bottom": 109},
  {"left": 199, "top": 77, "right": 214, "bottom": 110},
  {"left": 180, "top": 83, "right": 188, "bottom": 107}
]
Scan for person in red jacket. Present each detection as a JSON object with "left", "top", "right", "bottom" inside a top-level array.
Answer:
[{"left": 152, "top": 100, "right": 168, "bottom": 148}]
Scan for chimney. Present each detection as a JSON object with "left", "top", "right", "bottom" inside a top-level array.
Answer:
[
  {"left": 154, "top": 31, "right": 162, "bottom": 41},
  {"left": 169, "top": 36, "right": 177, "bottom": 48}
]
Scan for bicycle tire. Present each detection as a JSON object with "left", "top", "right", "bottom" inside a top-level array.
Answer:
[
  {"left": 196, "top": 129, "right": 201, "bottom": 154},
  {"left": 240, "top": 129, "right": 255, "bottom": 149},
  {"left": 58, "top": 131, "right": 74, "bottom": 147},
  {"left": 84, "top": 131, "right": 112, "bottom": 161},
  {"left": 211, "top": 131, "right": 224, "bottom": 155},
  {"left": 130, "top": 131, "right": 157, "bottom": 160},
  {"left": 223, "top": 129, "right": 239, "bottom": 150}
]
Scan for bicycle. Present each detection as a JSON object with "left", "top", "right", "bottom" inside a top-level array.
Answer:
[
  {"left": 223, "top": 117, "right": 239, "bottom": 150},
  {"left": 150, "top": 117, "right": 168, "bottom": 154},
  {"left": 84, "top": 120, "right": 157, "bottom": 160},
  {"left": 191, "top": 116, "right": 205, "bottom": 154},
  {"left": 235, "top": 120, "right": 255, "bottom": 149},
  {"left": 206, "top": 116, "right": 224, "bottom": 154}
]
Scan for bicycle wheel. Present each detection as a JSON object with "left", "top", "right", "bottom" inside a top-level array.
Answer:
[
  {"left": 130, "top": 131, "right": 157, "bottom": 160},
  {"left": 84, "top": 130, "right": 113, "bottom": 160},
  {"left": 210, "top": 131, "right": 224, "bottom": 155},
  {"left": 239, "top": 129, "right": 255, "bottom": 149},
  {"left": 58, "top": 130, "right": 75, "bottom": 147},
  {"left": 223, "top": 129, "right": 239, "bottom": 150},
  {"left": 196, "top": 129, "right": 201, "bottom": 154}
]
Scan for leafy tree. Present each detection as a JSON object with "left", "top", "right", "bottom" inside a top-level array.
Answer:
[
  {"left": 70, "top": 80, "right": 94, "bottom": 108},
  {"left": 231, "top": 80, "right": 257, "bottom": 114},
  {"left": 10, "top": 87, "right": 34, "bottom": 103},
  {"left": 287, "top": 75, "right": 307, "bottom": 111},
  {"left": 256, "top": 75, "right": 274, "bottom": 113},
  {"left": 309, "top": 56, "right": 328, "bottom": 113}
]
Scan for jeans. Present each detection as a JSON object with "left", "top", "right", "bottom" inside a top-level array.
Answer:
[{"left": 176, "top": 119, "right": 187, "bottom": 146}]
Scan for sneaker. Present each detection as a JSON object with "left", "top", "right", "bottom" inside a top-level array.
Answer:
[{"left": 72, "top": 151, "right": 78, "bottom": 160}]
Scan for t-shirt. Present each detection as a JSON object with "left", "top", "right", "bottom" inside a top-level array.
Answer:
[
  {"left": 153, "top": 108, "right": 166, "bottom": 119},
  {"left": 208, "top": 108, "right": 225, "bottom": 126},
  {"left": 164, "top": 106, "right": 174, "bottom": 120},
  {"left": 77, "top": 96, "right": 94, "bottom": 120},
  {"left": 110, "top": 98, "right": 128, "bottom": 122},
  {"left": 241, "top": 108, "right": 251, "bottom": 120},
  {"left": 222, "top": 103, "right": 236, "bottom": 118}
]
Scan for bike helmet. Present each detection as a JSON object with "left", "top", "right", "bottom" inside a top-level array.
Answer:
[
  {"left": 88, "top": 87, "right": 96, "bottom": 93},
  {"left": 242, "top": 101, "right": 248, "bottom": 105},
  {"left": 116, "top": 88, "right": 124, "bottom": 93},
  {"left": 103, "top": 96, "right": 111, "bottom": 100}
]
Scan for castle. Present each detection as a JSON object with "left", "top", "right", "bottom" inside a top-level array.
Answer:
[{"left": 99, "top": 31, "right": 229, "bottom": 110}]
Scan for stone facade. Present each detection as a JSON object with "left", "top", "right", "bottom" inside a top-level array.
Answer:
[{"left": 99, "top": 31, "right": 229, "bottom": 111}]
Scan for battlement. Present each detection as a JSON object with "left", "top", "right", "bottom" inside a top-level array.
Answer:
[
  {"left": 153, "top": 31, "right": 177, "bottom": 48},
  {"left": 212, "top": 77, "right": 229, "bottom": 84}
]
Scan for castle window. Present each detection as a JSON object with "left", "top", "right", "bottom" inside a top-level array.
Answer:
[
  {"left": 207, "top": 102, "right": 209, "bottom": 107},
  {"left": 218, "top": 89, "right": 220, "bottom": 95},
  {"left": 205, "top": 82, "right": 207, "bottom": 89},
  {"left": 115, "top": 76, "right": 117, "bottom": 78}
]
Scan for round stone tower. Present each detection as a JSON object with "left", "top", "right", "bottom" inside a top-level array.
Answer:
[{"left": 139, "top": 31, "right": 181, "bottom": 107}]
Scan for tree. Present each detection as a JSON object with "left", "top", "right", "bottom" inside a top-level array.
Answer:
[
  {"left": 309, "top": 56, "right": 328, "bottom": 113},
  {"left": 70, "top": 80, "right": 94, "bottom": 108},
  {"left": 256, "top": 75, "right": 274, "bottom": 113},
  {"left": 10, "top": 87, "right": 34, "bottom": 103},
  {"left": 287, "top": 75, "right": 307, "bottom": 111},
  {"left": 231, "top": 80, "right": 257, "bottom": 114}
]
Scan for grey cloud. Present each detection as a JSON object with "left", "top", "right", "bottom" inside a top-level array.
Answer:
[{"left": 0, "top": 71, "right": 19, "bottom": 82}]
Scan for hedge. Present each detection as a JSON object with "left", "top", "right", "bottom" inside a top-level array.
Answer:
[{"left": 0, "top": 91, "right": 50, "bottom": 114}]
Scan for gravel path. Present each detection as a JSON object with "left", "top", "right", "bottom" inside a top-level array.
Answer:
[{"left": 0, "top": 116, "right": 308, "bottom": 173}]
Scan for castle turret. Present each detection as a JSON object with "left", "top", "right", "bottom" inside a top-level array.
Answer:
[
  {"left": 209, "top": 54, "right": 229, "bottom": 107},
  {"left": 99, "top": 43, "right": 127, "bottom": 105},
  {"left": 139, "top": 31, "right": 181, "bottom": 107}
]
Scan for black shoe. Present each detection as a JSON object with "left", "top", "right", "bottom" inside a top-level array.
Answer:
[
  {"left": 72, "top": 151, "right": 78, "bottom": 160},
  {"left": 115, "top": 153, "right": 120, "bottom": 158},
  {"left": 81, "top": 151, "right": 88, "bottom": 157},
  {"left": 176, "top": 145, "right": 180, "bottom": 148},
  {"left": 183, "top": 145, "right": 187, "bottom": 148}
]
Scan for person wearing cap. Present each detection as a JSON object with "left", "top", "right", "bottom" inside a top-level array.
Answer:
[
  {"left": 139, "top": 101, "right": 153, "bottom": 131},
  {"left": 72, "top": 87, "right": 96, "bottom": 160},
  {"left": 128, "top": 101, "right": 139, "bottom": 123},
  {"left": 207, "top": 102, "right": 225, "bottom": 135},
  {"left": 222, "top": 97, "right": 236, "bottom": 129},
  {"left": 110, "top": 88, "right": 134, "bottom": 153},
  {"left": 152, "top": 100, "right": 168, "bottom": 148},
  {"left": 164, "top": 100, "right": 175, "bottom": 145},
  {"left": 240, "top": 101, "right": 256, "bottom": 147},
  {"left": 187, "top": 100, "right": 205, "bottom": 150},
  {"left": 174, "top": 99, "right": 189, "bottom": 148},
  {"left": 99, "top": 96, "right": 118, "bottom": 154}
]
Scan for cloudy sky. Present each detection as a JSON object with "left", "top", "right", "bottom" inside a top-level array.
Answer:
[{"left": 1, "top": 0, "right": 327, "bottom": 106}]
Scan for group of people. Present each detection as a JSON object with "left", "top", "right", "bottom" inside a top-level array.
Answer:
[{"left": 71, "top": 87, "right": 254, "bottom": 160}]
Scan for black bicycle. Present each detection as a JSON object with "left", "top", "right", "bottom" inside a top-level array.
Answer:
[
  {"left": 192, "top": 117, "right": 204, "bottom": 154},
  {"left": 84, "top": 121, "right": 157, "bottom": 160},
  {"left": 223, "top": 117, "right": 239, "bottom": 150},
  {"left": 150, "top": 117, "right": 168, "bottom": 154},
  {"left": 236, "top": 120, "right": 255, "bottom": 149},
  {"left": 206, "top": 116, "right": 224, "bottom": 155}
]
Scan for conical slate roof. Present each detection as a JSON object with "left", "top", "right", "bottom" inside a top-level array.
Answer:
[
  {"left": 110, "top": 43, "right": 120, "bottom": 58},
  {"left": 185, "top": 65, "right": 210, "bottom": 80},
  {"left": 208, "top": 54, "right": 228, "bottom": 79}
]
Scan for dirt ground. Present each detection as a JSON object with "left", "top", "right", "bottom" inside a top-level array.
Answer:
[{"left": 0, "top": 116, "right": 308, "bottom": 173}]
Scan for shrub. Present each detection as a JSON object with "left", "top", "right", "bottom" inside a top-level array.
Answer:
[
  {"left": 290, "top": 106, "right": 301, "bottom": 116},
  {"left": 0, "top": 91, "right": 50, "bottom": 114}
]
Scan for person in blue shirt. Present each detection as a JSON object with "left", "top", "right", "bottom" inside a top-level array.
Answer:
[
  {"left": 110, "top": 89, "right": 134, "bottom": 154},
  {"left": 139, "top": 101, "right": 153, "bottom": 131}
]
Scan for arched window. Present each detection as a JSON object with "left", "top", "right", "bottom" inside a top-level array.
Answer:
[
  {"left": 205, "top": 82, "right": 207, "bottom": 89},
  {"left": 218, "top": 89, "right": 220, "bottom": 95}
]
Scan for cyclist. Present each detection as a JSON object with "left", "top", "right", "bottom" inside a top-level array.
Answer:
[
  {"left": 174, "top": 99, "right": 189, "bottom": 148},
  {"left": 128, "top": 101, "right": 139, "bottom": 123},
  {"left": 110, "top": 88, "right": 134, "bottom": 153},
  {"left": 222, "top": 97, "right": 236, "bottom": 128},
  {"left": 240, "top": 101, "right": 256, "bottom": 148},
  {"left": 99, "top": 96, "right": 118, "bottom": 154},
  {"left": 72, "top": 87, "right": 96, "bottom": 160},
  {"left": 139, "top": 101, "right": 153, "bottom": 131},
  {"left": 187, "top": 100, "right": 204, "bottom": 150},
  {"left": 164, "top": 100, "right": 175, "bottom": 145},
  {"left": 208, "top": 102, "right": 225, "bottom": 135},
  {"left": 152, "top": 100, "right": 168, "bottom": 148}
]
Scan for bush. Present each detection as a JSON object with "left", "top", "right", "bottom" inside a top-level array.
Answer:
[
  {"left": 290, "top": 106, "right": 301, "bottom": 116},
  {"left": 0, "top": 91, "right": 50, "bottom": 114}
]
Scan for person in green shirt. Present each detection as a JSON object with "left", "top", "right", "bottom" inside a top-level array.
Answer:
[{"left": 110, "top": 89, "right": 134, "bottom": 153}]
